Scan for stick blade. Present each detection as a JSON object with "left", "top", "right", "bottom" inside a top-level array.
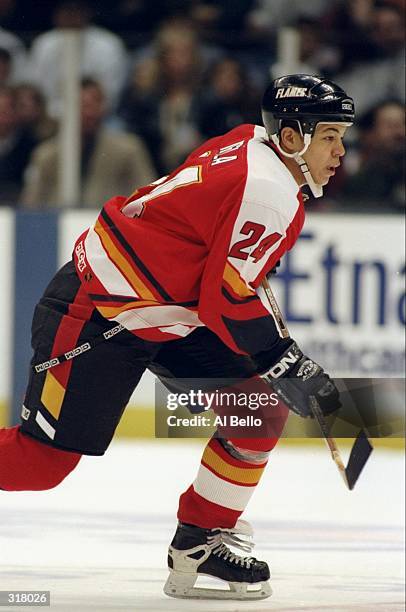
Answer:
[{"left": 345, "top": 430, "right": 373, "bottom": 490}]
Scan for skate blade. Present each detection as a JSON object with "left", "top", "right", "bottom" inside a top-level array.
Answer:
[{"left": 164, "top": 571, "right": 272, "bottom": 600}]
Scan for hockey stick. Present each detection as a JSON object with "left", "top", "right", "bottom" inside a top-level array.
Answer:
[{"left": 261, "top": 276, "right": 373, "bottom": 490}]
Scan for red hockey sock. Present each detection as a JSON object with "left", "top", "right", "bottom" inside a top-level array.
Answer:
[{"left": 0, "top": 426, "right": 81, "bottom": 491}]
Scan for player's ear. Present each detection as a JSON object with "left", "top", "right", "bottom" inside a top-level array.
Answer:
[{"left": 279, "top": 126, "right": 303, "bottom": 154}]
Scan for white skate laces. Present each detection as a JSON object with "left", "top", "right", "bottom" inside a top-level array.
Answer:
[{"left": 207, "top": 519, "right": 255, "bottom": 567}]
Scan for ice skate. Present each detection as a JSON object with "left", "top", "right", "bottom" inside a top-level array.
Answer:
[{"left": 163, "top": 519, "right": 271, "bottom": 600}]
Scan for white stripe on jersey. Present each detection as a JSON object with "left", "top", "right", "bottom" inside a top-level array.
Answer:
[
  {"left": 85, "top": 226, "right": 139, "bottom": 297},
  {"left": 158, "top": 324, "right": 196, "bottom": 337},
  {"left": 35, "top": 411, "right": 56, "bottom": 440},
  {"left": 113, "top": 304, "right": 203, "bottom": 331}
]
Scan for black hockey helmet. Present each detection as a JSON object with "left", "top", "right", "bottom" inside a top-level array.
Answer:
[
  {"left": 261, "top": 74, "right": 355, "bottom": 139},
  {"left": 261, "top": 75, "right": 355, "bottom": 198}
]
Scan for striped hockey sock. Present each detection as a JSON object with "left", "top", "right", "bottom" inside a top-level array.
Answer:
[{"left": 177, "top": 436, "right": 272, "bottom": 529}]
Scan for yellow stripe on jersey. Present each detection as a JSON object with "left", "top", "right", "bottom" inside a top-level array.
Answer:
[
  {"left": 40, "top": 371, "right": 66, "bottom": 420},
  {"left": 202, "top": 445, "right": 265, "bottom": 485},
  {"left": 94, "top": 220, "right": 156, "bottom": 301},
  {"left": 97, "top": 300, "right": 159, "bottom": 318},
  {"left": 223, "top": 262, "right": 256, "bottom": 298}
]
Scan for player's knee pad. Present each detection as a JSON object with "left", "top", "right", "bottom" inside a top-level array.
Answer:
[{"left": 0, "top": 426, "right": 81, "bottom": 491}]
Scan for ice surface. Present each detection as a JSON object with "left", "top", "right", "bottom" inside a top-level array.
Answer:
[{"left": 0, "top": 440, "right": 404, "bottom": 611}]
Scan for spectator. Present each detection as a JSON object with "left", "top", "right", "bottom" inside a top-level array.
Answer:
[
  {"left": 196, "top": 57, "right": 261, "bottom": 139},
  {"left": 369, "top": 1, "right": 405, "bottom": 59},
  {"left": 21, "top": 78, "right": 157, "bottom": 209},
  {"left": 295, "top": 17, "right": 340, "bottom": 77},
  {"left": 91, "top": 0, "right": 188, "bottom": 45},
  {"left": 129, "top": 15, "right": 222, "bottom": 86},
  {"left": 121, "top": 19, "right": 207, "bottom": 173},
  {"left": 189, "top": 1, "right": 275, "bottom": 87},
  {"left": 189, "top": 1, "right": 257, "bottom": 48},
  {"left": 247, "top": 1, "right": 336, "bottom": 85},
  {"left": 28, "top": 0, "right": 128, "bottom": 117},
  {"left": 322, "top": 0, "right": 376, "bottom": 72},
  {"left": 118, "top": 56, "right": 163, "bottom": 173},
  {"left": 247, "top": 0, "right": 328, "bottom": 33},
  {"left": 0, "top": 85, "right": 37, "bottom": 205},
  {"left": 14, "top": 83, "right": 58, "bottom": 142},
  {"left": 339, "top": 100, "right": 405, "bottom": 211},
  {"left": 152, "top": 19, "right": 208, "bottom": 171},
  {"left": 270, "top": 15, "right": 341, "bottom": 80},
  {"left": 336, "top": 3, "right": 405, "bottom": 114}
]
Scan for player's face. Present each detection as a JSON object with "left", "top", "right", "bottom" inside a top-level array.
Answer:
[{"left": 303, "top": 123, "right": 348, "bottom": 185}]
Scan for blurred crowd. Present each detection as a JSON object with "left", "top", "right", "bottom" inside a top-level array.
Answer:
[{"left": 0, "top": 0, "right": 404, "bottom": 211}]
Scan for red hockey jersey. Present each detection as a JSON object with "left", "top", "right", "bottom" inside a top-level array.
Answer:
[{"left": 73, "top": 124, "right": 305, "bottom": 355}]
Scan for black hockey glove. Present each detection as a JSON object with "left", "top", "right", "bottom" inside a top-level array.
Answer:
[{"left": 259, "top": 342, "right": 341, "bottom": 418}]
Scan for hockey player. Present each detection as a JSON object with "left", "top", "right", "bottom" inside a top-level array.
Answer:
[{"left": 0, "top": 75, "right": 354, "bottom": 600}]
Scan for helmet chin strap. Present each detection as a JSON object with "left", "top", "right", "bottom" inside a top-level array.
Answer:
[
  {"left": 270, "top": 132, "right": 324, "bottom": 198},
  {"left": 294, "top": 152, "right": 323, "bottom": 198}
]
